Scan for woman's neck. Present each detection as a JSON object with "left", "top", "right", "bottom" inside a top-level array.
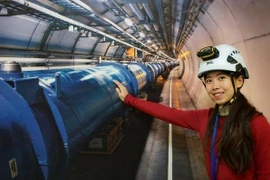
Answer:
[{"left": 218, "top": 104, "right": 231, "bottom": 116}]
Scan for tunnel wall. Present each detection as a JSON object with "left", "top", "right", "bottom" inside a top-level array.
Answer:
[{"left": 180, "top": 0, "right": 270, "bottom": 121}]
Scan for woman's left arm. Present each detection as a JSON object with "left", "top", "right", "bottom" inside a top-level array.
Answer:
[{"left": 252, "top": 116, "right": 270, "bottom": 179}]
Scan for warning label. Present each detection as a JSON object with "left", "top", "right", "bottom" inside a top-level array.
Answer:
[{"left": 9, "top": 158, "right": 18, "bottom": 179}]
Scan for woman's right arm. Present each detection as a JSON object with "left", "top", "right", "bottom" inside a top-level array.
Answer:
[{"left": 113, "top": 80, "right": 208, "bottom": 132}]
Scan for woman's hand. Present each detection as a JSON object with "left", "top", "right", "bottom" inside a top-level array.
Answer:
[{"left": 113, "top": 80, "right": 129, "bottom": 101}]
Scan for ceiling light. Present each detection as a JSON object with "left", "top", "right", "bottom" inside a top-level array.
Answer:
[
  {"left": 87, "top": 31, "right": 92, "bottom": 37},
  {"left": 68, "top": 25, "right": 73, "bottom": 32},
  {"left": 124, "top": 18, "right": 133, "bottom": 27},
  {"left": 139, "top": 32, "right": 145, "bottom": 38},
  {"left": 0, "top": 7, "right": 8, "bottom": 15}
]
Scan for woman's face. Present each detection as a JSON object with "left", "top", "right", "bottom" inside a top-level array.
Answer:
[{"left": 204, "top": 71, "right": 243, "bottom": 106}]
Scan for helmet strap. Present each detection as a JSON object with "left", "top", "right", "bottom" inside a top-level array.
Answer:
[
  {"left": 200, "top": 78, "right": 206, "bottom": 87},
  {"left": 229, "top": 75, "right": 237, "bottom": 104}
]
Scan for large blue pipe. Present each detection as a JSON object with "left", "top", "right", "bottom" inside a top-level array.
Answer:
[{"left": 0, "top": 61, "right": 178, "bottom": 180}]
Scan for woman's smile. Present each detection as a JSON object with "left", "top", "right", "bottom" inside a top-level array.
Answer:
[{"left": 212, "top": 92, "right": 224, "bottom": 99}]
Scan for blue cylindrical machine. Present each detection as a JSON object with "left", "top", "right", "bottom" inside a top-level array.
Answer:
[
  {"left": 0, "top": 61, "right": 175, "bottom": 180},
  {"left": 0, "top": 79, "right": 46, "bottom": 180}
]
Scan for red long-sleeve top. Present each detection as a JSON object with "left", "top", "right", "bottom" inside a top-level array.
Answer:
[{"left": 124, "top": 94, "right": 270, "bottom": 180}]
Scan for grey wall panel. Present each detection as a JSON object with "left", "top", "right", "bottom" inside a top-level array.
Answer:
[
  {"left": 115, "top": 47, "right": 125, "bottom": 57},
  {"left": 47, "top": 30, "right": 78, "bottom": 53},
  {"left": 28, "top": 21, "right": 49, "bottom": 50},
  {"left": 106, "top": 46, "right": 119, "bottom": 56},
  {"left": 74, "top": 36, "right": 99, "bottom": 54},
  {"left": 0, "top": 15, "right": 47, "bottom": 50},
  {"left": 93, "top": 42, "right": 110, "bottom": 56}
]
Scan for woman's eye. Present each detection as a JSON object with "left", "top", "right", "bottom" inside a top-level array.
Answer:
[
  {"left": 218, "top": 76, "right": 226, "bottom": 80},
  {"left": 205, "top": 79, "right": 212, "bottom": 83}
]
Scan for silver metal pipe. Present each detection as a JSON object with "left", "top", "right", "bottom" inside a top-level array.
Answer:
[
  {"left": 142, "top": 3, "right": 154, "bottom": 20},
  {"left": 128, "top": 4, "right": 145, "bottom": 20},
  {"left": 142, "top": 4, "right": 159, "bottom": 32},
  {"left": 0, "top": 57, "right": 98, "bottom": 64},
  {"left": 177, "top": 0, "right": 206, "bottom": 49},
  {"left": 128, "top": 3, "right": 151, "bottom": 31},
  {"left": 21, "top": 64, "right": 96, "bottom": 71}
]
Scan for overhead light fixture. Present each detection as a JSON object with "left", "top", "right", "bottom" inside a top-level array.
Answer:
[
  {"left": 68, "top": 25, "right": 73, "bottom": 32},
  {"left": 0, "top": 7, "right": 8, "bottom": 15},
  {"left": 139, "top": 32, "right": 145, "bottom": 38},
  {"left": 86, "top": 31, "right": 92, "bottom": 37},
  {"left": 111, "top": 41, "right": 115, "bottom": 46},
  {"left": 124, "top": 18, "right": 133, "bottom": 27}
]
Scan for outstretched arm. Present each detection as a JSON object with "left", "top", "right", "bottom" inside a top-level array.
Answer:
[{"left": 113, "top": 80, "right": 207, "bottom": 132}]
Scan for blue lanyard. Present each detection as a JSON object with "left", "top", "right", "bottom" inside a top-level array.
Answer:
[{"left": 211, "top": 114, "right": 220, "bottom": 180}]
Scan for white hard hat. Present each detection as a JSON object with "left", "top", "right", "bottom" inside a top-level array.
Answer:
[{"left": 197, "top": 44, "right": 249, "bottom": 79}]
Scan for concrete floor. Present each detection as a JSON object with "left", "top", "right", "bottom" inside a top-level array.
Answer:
[{"left": 135, "top": 69, "right": 208, "bottom": 180}]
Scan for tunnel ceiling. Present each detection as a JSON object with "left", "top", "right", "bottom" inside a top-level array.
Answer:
[{"left": 0, "top": 0, "right": 210, "bottom": 60}]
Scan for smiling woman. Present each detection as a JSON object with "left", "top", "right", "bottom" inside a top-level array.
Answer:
[{"left": 114, "top": 44, "right": 270, "bottom": 180}]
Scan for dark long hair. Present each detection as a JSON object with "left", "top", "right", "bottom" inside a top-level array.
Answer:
[{"left": 203, "top": 80, "right": 261, "bottom": 174}]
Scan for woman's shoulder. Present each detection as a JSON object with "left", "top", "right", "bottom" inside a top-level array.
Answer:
[
  {"left": 251, "top": 113, "right": 269, "bottom": 125},
  {"left": 250, "top": 113, "right": 270, "bottom": 135}
]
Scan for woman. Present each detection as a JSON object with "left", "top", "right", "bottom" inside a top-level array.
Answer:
[{"left": 113, "top": 44, "right": 270, "bottom": 180}]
